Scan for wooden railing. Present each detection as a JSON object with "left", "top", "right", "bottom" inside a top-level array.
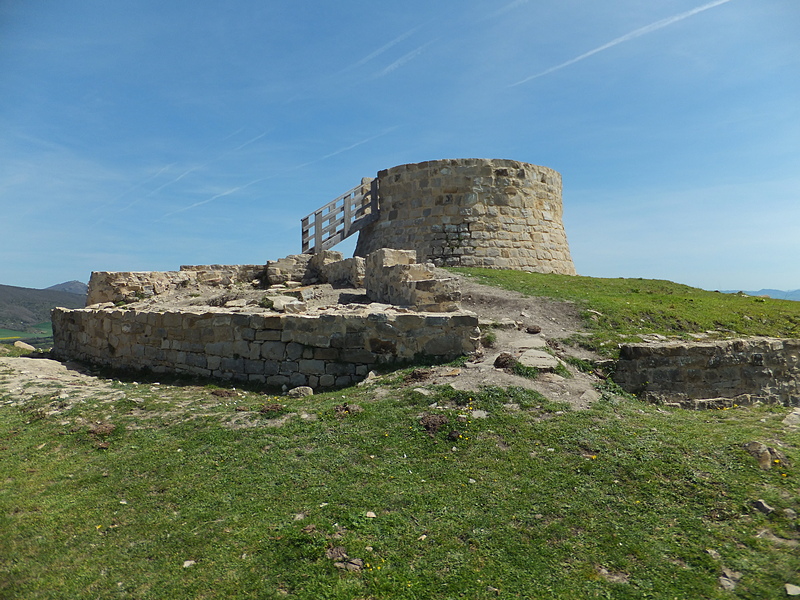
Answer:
[{"left": 301, "top": 178, "right": 379, "bottom": 254}]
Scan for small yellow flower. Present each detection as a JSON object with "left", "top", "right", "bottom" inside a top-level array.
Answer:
[
  {"left": 591, "top": 455, "right": 597, "bottom": 459},
  {"left": 774, "top": 459, "right": 781, "bottom": 464}
]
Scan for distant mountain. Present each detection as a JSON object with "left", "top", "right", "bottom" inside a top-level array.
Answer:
[
  {"left": 46, "top": 280, "right": 88, "bottom": 296},
  {"left": 0, "top": 284, "right": 86, "bottom": 332},
  {"left": 722, "top": 289, "right": 800, "bottom": 302}
]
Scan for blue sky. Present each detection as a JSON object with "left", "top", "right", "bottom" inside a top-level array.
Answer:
[{"left": 1, "top": 0, "right": 798, "bottom": 291}]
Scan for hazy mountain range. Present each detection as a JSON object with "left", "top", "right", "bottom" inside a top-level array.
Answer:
[{"left": 0, "top": 281, "right": 87, "bottom": 332}]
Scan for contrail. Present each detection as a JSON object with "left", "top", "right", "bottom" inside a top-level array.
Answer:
[
  {"left": 492, "top": 0, "right": 529, "bottom": 18},
  {"left": 338, "top": 25, "right": 425, "bottom": 74},
  {"left": 378, "top": 40, "right": 437, "bottom": 77},
  {"left": 510, "top": 0, "right": 734, "bottom": 86},
  {"left": 119, "top": 128, "right": 271, "bottom": 212},
  {"left": 156, "top": 178, "right": 266, "bottom": 220},
  {"left": 231, "top": 130, "right": 271, "bottom": 152},
  {"left": 294, "top": 126, "right": 399, "bottom": 170},
  {"left": 87, "top": 162, "right": 176, "bottom": 216}
]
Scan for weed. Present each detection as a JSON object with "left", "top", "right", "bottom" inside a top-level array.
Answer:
[
  {"left": 481, "top": 330, "right": 497, "bottom": 348},
  {"left": 553, "top": 362, "right": 572, "bottom": 379},
  {"left": 511, "top": 360, "right": 539, "bottom": 379}
]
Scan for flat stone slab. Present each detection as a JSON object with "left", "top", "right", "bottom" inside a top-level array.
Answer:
[
  {"left": 518, "top": 349, "right": 561, "bottom": 371},
  {"left": 505, "top": 335, "right": 548, "bottom": 351}
]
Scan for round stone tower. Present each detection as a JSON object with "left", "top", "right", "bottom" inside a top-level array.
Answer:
[{"left": 354, "top": 158, "right": 576, "bottom": 274}]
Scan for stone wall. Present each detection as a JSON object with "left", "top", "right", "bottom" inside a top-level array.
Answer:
[
  {"left": 363, "top": 249, "right": 461, "bottom": 312},
  {"left": 51, "top": 305, "right": 479, "bottom": 389},
  {"left": 86, "top": 265, "right": 266, "bottom": 305},
  {"left": 354, "top": 158, "right": 576, "bottom": 274},
  {"left": 614, "top": 338, "right": 800, "bottom": 408}
]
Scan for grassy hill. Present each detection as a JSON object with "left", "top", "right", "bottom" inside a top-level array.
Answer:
[
  {"left": 0, "top": 283, "right": 85, "bottom": 335},
  {"left": 451, "top": 269, "right": 800, "bottom": 355},
  {"left": 1, "top": 271, "right": 798, "bottom": 599}
]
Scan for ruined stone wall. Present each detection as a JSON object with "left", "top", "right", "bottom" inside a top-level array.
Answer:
[
  {"left": 354, "top": 159, "right": 576, "bottom": 274},
  {"left": 363, "top": 249, "right": 461, "bottom": 312},
  {"left": 87, "top": 265, "right": 266, "bottom": 305},
  {"left": 614, "top": 338, "right": 800, "bottom": 408},
  {"left": 52, "top": 306, "right": 479, "bottom": 389}
]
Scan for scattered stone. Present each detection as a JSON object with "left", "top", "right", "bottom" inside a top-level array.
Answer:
[
  {"left": 783, "top": 508, "right": 797, "bottom": 520},
  {"left": 783, "top": 409, "right": 800, "bottom": 428},
  {"left": 413, "top": 387, "right": 433, "bottom": 396},
  {"left": 14, "top": 341, "right": 35, "bottom": 352},
  {"left": 786, "top": 583, "right": 800, "bottom": 596},
  {"left": 365, "top": 511, "right": 377, "bottom": 518},
  {"left": 493, "top": 353, "right": 516, "bottom": 369},
  {"left": 356, "top": 370, "right": 380, "bottom": 387},
  {"left": 224, "top": 298, "right": 250, "bottom": 307},
  {"left": 706, "top": 548, "right": 721, "bottom": 560},
  {"left": 743, "top": 441, "right": 788, "bottom": 470},
  {"left": 326, "top": 546, "right": 348, "bottom": 560},
  {"left": 597, "top": 567, "right": 629, "bottom": 584},
  {"left": 525, "top": 325, "right": 542, "bottom": 334},
  {"left": 471, "top": 410, "right": 488, "bottom": 419},
  {"left": 183, "top": 560, "right": 196, "bottom": 568},
  {"left": 718, "top": 568, "right": 742, "bottom": 591},
  {"left": 286, "top": 386, "right": 313, "bottom": 398},
  {"left": 333, "top": 557, "right": 363, "bottom": 572},
  {"left": 753, "top": 499, "right": 775, "bottom": 515},
  {"left": 756, "top": 529, "right": 799, "bottom": 547}
]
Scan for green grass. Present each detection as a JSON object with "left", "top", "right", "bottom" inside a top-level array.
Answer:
[
  {"left": 451, "top": 269, "right": 800, "bottom": 354},
  {"left": 1, "top": 369, "right": 798, "bottom": 599}
]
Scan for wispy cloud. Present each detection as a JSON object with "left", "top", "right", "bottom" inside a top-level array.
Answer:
[
  {"left": 377, "top": 40, "right": 438, "bottom": 77},
  {"left": 338, "top": 25, "right": 425, "bottom": 74},
  {"left": 294, "top": 127, "right": 399, "bottom": 170},
  {"left": 157, "top": 127, "right": 398, "bottom": 220},
  {"left": 156, "top": 178, "right": 266, "bottom": 220},
  {"left": 510, "top": 0, "right": 735, "bottom": 86},
  {"left": 111, "top": 128, "right": 271, "bottom": 215},
  {"left": 492, "top": 0, "right": 530, "bottom": 18}
]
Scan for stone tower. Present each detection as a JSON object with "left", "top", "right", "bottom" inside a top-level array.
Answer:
[{"left": 354, "top": 158, "right": 576, "bottom": 274}]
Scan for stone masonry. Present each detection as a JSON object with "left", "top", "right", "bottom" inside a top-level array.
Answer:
[
  {"left": 52, "top": 250, "right": 480, "bottom": 389},
  {"left": 354, "top": 158, "right": 576, "bottom": 274},
  {"left": 614, "top": 337, "right": 800, "bottom": 408}
]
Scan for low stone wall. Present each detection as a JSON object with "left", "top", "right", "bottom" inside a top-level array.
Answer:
[
  {"left": 51, "top": 305, "right": 479, "bottom": 389},
  {"left": 614, "top": 338, "right": 800, "bottom": 408},
  {"left": 354, "top": 158, "right": 576, "bottom": 274}
]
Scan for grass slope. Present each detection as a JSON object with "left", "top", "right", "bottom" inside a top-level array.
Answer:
[
  {"left": 1, "top": 371, "right": 798, "bottom": 599},
  {"left": 451, "top": 269, "right": 800, "bottom": 354}
]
